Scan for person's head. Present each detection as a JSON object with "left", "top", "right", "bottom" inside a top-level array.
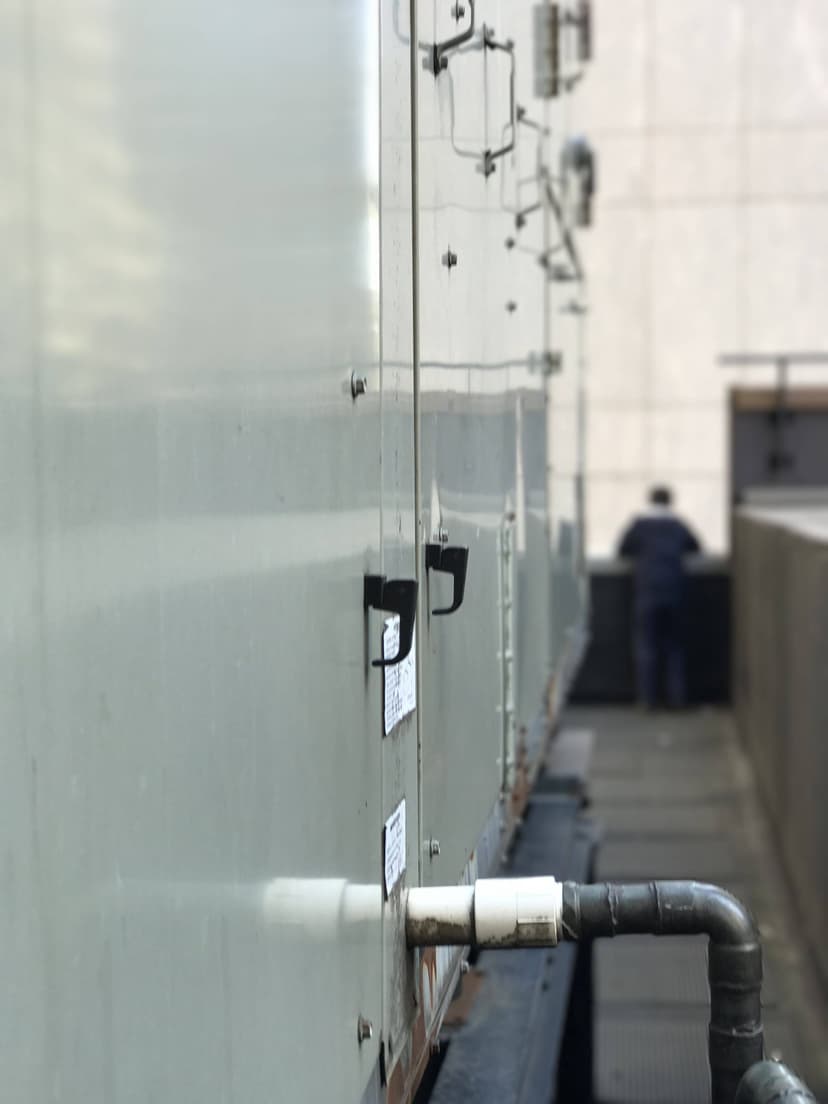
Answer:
[{"left": 649, "top": 485, "right": 673, "bottom": 508}]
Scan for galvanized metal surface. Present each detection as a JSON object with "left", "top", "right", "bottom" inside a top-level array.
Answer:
[
  {"left": 415, "top": 0, "right": 586, "bottom": 901},
  {"left": 0, "top": 2, "right": 587, "bottom": 1100},
  {"left": 733, "top": 508, "right": 828, "bottom": 994},
  {"left": 1, "top": 3, "right": 388, "bottom": 1100}
]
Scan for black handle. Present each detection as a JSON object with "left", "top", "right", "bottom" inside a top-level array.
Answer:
[
  {"left": 425, "top": 544, "right": 469, "bottom": 616},
  {"left": 364, "top": 575, "right": 418, "bottom": 667}
]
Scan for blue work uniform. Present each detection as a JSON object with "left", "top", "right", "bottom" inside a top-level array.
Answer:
[{"left": 618, "top": 509, "right": 700, "bottom": 707}]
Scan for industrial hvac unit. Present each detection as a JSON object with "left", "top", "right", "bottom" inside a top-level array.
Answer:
[{"left": 0, "top": 1, "right": 589, "bottom": 1100}]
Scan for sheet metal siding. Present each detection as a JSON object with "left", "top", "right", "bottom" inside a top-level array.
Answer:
[
  {"left": 0, "top": 2, "right": 586, "bottom": 1099},
  {"left": 379, "top": 0, "right": 421, "bottom": 1070},
  {"left": 733, "top": 512, "right": 828, "bottom": 989},
  {"left": 1, "top": 3, "right": 385, "bottom": 1100},
  {"left": 416, "top": 0, "right": 584, "bottom": 891}
]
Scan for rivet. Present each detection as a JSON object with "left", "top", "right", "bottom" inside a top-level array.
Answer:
[
  {"left": 357, "top": 1016, "right": 373, "bottom": 1045},
  {"left": 350, "top": 372, "right": 368, "bottom": 399}
]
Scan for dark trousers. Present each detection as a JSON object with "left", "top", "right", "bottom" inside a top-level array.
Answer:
[{"left": 634, "top": 601, "right": 687, "bottom": 708}]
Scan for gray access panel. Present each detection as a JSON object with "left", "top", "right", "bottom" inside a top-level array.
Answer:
[{"left": 0, "top": 3, "right": 412, "bottom": 1101}]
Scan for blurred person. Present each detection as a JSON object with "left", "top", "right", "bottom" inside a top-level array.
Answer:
[{"left": 618, "top": 486, "right": 701, "bottom": 709}]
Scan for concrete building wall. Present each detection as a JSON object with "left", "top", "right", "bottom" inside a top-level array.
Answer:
[{"left": 579, "top": 0, "right": 828, "bottom": 553}]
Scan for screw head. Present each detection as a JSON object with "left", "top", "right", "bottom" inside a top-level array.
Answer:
[
  {"left": 442, "top": 249, "right": 458, "bottom": 269},
  {"left": 428, "top": 838, "right": 441, "bottom": 858},
  {"left": 506, "top": 301, "right": 517, "bottom": 313},
  {"left": 357, "top": 1016, "right": 373, "bottom": 1044}
]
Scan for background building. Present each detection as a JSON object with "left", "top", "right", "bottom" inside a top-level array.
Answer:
[{"left": 579, "top": 0, "right": 828, "bottom": 553}]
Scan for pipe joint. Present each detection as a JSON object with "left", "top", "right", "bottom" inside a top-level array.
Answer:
[
  {"left": 405, "top": 877, "right": 561, "bottom": 949},
  {"left": 736, "top": 1060, "right": 817, "bottom": 1103},
  {"left": 409, "top": 878, "right": 765, "bottom": 1104}
]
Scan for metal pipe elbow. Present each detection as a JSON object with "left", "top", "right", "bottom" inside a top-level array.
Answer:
[{"left": 678, "top": 881, "right": 758, "bottom": 946}]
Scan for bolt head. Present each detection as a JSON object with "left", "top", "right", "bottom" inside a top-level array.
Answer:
[
  {"left": 357, "top": 1016, "right": 373, "bottom": 1044},
  {"left": 429, "top": 839, "right": 441, "bottom": 857},
  {"left": 350, "top": 372, "right": 368, "bottom": 399}
]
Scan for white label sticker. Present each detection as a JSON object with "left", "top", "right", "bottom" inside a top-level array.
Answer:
[
  {"left": 383, "top": 615, "right": 417, "bottom": 735},
  {"left": 383, "top": 798, "right": 406, "bottom": 898}
]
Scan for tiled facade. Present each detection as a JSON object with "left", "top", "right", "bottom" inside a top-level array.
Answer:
[{"left": 578, "top": 0, "right": 828, "bottom": 553}]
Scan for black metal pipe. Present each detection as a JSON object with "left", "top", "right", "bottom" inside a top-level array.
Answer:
[
  {"left": 736, "top": 1060, "right": 818, "bottom": 1103},
  {"left": 562, "top": 881, "right": 763, "bottom": 1104}
]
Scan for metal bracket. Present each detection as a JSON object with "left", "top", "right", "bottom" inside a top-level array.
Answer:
[
  {"left": 562, "top": 0, "right": 592, "bottom": 63},
  {"left": 516, "top": 104, "right": 546, "bottom": 132},
  {"left": 560, "top": 299, "right": 588, "bottom": 316},
  {"left": 515, "top": 199, "right": 542, "bottom": 229},
  {"left": 529, "top": 351, "right": 563, "bottom": 377},
  {"left": 425, "top": 544, "right": 469, "bottom": 616},
  {"left": 543, "top": 172, "right": 584, "bottom": 279},
  {"left": 561, "top": 70, "right": 585, "bottom": 93},
  {"left": 431, "top": 0, "right": 475, "bottom": 75},
  {"left": 546, "top": 262, "right": 579, "bottom": 283},
  {"left": 482, "top": 27, "right": 516, "bottom": 177},
  {"left": 364, "top": 575, "right": 418, "bottom": 667}
]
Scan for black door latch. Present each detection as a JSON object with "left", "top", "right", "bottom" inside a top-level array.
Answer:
[
  {"left": 425, "top": 544, "right": 469, "bottom": 616},
  {"left": 364, "top": 575, "right": 418, "bottom": 667}
]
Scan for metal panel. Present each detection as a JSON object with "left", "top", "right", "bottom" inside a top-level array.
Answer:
[
  {"left": 416, "top": 0, "right": 585, "bottom": 899},
  {"left": 1, "top": 3, "right": 391, "bottom": 1100},
  {"left": 378, "top": 0, "right": 421, "bottom": 1090},
  {"left": 733, "top": 508, "right": 828, "bottom": 990},
  {"left": 417, "top": 5, "right": 507, "bottom": 891},
  {"left": 0, "top": 2, "right": 587, "bottom": 1099}
]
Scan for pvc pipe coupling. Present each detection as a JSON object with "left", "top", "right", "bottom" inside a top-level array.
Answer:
[{"left": 406, "top": 877, "right": 562, "bottom": 948}]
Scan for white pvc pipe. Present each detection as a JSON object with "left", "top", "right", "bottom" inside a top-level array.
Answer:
[
  {"left": 405, "top": 885, "right": 475, "bottom": 944},
  {"left": 406, "top": 877, "right": 562, "bottom": 948}
]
